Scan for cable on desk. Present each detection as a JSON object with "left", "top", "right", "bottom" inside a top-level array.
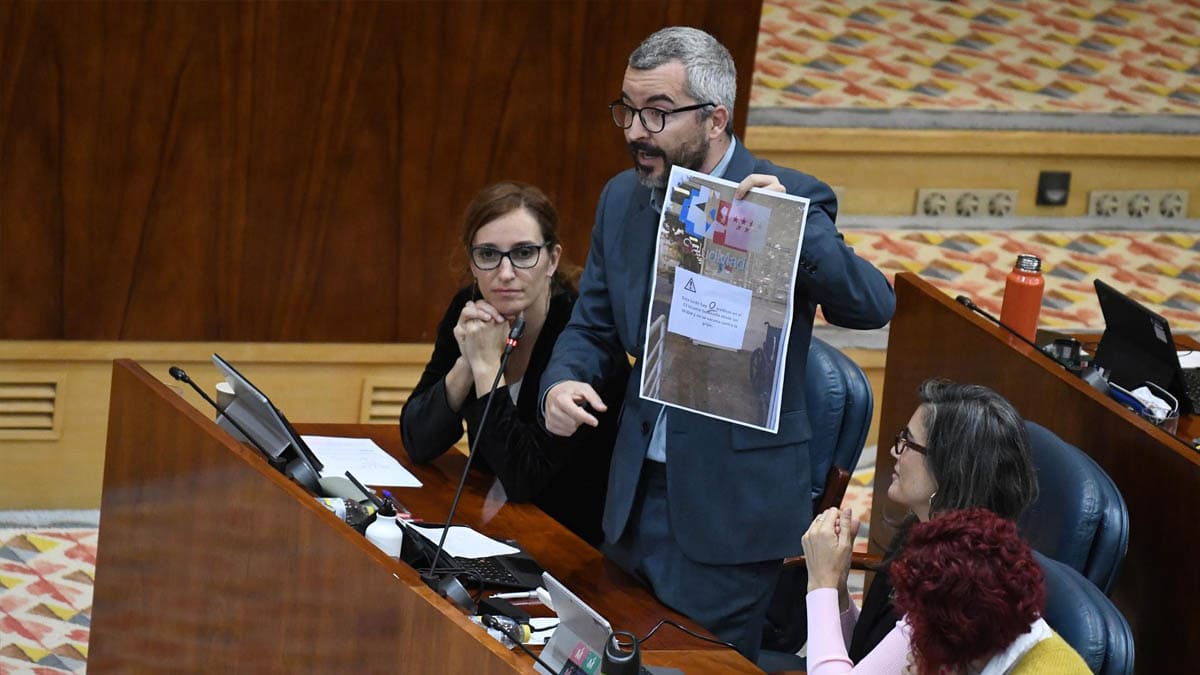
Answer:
[
  {"left": 637, "top": 618, "right": 739, "bottom": 651},
  {"left": 489, "top": 619, "right": 558, "bottom": 673}
]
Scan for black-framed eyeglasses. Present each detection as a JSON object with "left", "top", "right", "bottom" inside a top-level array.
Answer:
[
  {"left": 608, "top": 100, "right": 715, "bottom": 133},
  {"left": 894, "top": 427, "right": 927, "bottom": 456},
  {"left": 469, "top": 243, "right": 549, "bottom": 271}
]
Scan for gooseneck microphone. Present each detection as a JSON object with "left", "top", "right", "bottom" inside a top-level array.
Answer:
[
  {"left": 956, "top": 295, "right": 1113, "bottom": 395},
  {"left": 169, "top": 366, "right": 273, "bottom": 463},
  {"left": 954, "top": 295, "right": 1044, "bottom": 352},
  {"left": 423, "top": 316, "right": 527, "bottom": 595}
]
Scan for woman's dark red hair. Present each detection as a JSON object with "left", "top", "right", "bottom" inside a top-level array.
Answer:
[{"left": 890, "top": 508, "right": 1045, "bottom": 674}]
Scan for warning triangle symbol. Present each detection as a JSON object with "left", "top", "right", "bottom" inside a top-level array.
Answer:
[{"left": 684, "top": 278, "right": 697, "bottom": 293}]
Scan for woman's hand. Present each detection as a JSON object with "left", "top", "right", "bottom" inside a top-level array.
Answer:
[
  {"left": 803, "top": 507, "right": 859, "bottom": 595},
  {"left": 453, "top": 300, "right": 509, "bottom": 375}
]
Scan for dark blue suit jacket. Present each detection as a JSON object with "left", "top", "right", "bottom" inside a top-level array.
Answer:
[{"left": 541, "top": 141, "right": 895, "bottom": 564}]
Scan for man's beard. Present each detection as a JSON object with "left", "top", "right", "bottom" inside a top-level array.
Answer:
[{"left": 628, "top": 132, "right": 711, "bottom": 190}]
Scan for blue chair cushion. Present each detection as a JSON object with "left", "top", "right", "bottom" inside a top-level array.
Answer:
[
  {"left": 1019, "top": 421, "right": 1129, "bottom": 593},
  {"left": 1037, "top": 552, "right": 1135, "bottom": 674}
]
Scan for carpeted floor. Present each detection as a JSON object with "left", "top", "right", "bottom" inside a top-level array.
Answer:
[
  {"left": 0, "top": 527, "right": 95, "bottom": 674},
  {"left": 751, "top": 0, "right": 1200, "bottom": 133},
  {"left": 839, "top": 221, "right": 1200, "bottom": 332}
]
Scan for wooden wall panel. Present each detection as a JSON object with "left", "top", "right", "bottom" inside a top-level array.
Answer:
[{"left": 0, "top": 0, "right": 761, "bottom": 342}]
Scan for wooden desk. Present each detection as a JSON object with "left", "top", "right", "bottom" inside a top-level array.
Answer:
[
  {"left": 89, "top": 360, "right": 759, "bottom": 673},
  {"left": 871, "top": 273, "right": 1200, "bottom": 672}
]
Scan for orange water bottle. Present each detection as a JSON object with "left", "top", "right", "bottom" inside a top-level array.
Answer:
[{"left": 999, "top": 254, "right": 1044, "bottom": 343}]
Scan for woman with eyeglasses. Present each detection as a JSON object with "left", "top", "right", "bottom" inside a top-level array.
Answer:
[
  {"left": 799, "top": 379, "right": 1040, "bottom": 672},
  {"left": 401, "top": 181, "right": 628, "bottom": 545}
]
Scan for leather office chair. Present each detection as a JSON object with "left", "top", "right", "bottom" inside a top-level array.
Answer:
[
  {"left": 761, "top": 336, "right": 874, "bottom": 659},
  {"left": 1036, "top": 552, "right": 1135, "bottom": 674},
  {"left": 805, "top": 336, "right": 875, "bottom": 515},
  {"left": 1019, "top": 421, "right": 1129, "bottom": 594}
]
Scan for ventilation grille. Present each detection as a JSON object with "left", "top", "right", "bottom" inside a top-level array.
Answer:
[
  {"left": 361, "top": 377, "right": 415, "bottom": 425},
  {"left": 0, "top": 377, "right": 62, "bottom": 439}
]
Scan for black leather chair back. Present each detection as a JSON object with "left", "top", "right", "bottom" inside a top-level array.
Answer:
[
  {"left": 1037, "top": 552, "right": 1135, "bottom": 674},
  {"left": 1019, "top": 421, "right": 1129, "bottom": 593}
]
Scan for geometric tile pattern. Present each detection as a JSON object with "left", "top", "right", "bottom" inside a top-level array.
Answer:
[
  {"left": 0, "top": 529, "right": 95, "bottom": 675},
  {"left": 753, "top": 0, "right": 1200, "bottom": 116},
  {"left": 836, "top": 228, "right": 1200, "bottom": 333}
]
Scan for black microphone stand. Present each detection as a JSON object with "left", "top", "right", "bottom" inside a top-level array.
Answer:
[
  {"left": 423, "top": 317, "right": 527, "bottom": 593},
  {"left": 169, "top": 366, "right": 281, "bottom": 468},
  {"left": 954, "top": 295, "right": 1044, "bottom": 352},
  {"left": 954, "top": 295, "right": 1108, "bottom": 393}
]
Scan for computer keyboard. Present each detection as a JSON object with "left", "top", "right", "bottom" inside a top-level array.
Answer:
[{"left": 452, "top": 557, "right": 523, "bottom": 587}]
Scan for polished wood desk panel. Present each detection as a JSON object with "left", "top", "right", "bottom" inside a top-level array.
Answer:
[
  {"left": 90, "top": 360, "right": 758, "bottom": 673},
  {"left": 871, "top": 273, "right": 1200, "bottom": 672},
  {"left": 296, "top": 424, "right": 749, "bottom": 658}
]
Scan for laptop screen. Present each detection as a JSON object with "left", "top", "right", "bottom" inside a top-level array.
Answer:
[
  {"left": 537, "top": 573, "right": 612, "bottom": 675},
  {"left": 1092, "top": 279, "right": 1191, "bottom": 412}
]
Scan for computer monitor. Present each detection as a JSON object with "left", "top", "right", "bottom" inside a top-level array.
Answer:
[
  {"left": 212, "top": 353, "right": 324, "bottom": 492},
  {"left": 1092, "top": 279, "right": 1195, "bottom": 415}
]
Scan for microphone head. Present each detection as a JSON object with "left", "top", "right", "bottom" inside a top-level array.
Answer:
[
  {"left": 954, "top": 295, "right": 975, "bottom": 309},
  {"left": 503, "top": 317, "right": 528, "bottom": 357},
  {"left": 508, "top": 316, "right": 527, "bottom": 341},
  {"left": 168, "top": 366, "right": 188, "bottom": 382}
]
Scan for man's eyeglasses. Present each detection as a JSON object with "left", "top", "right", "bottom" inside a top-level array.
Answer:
[
  {"left": 608, "top": 100, "right": 715, "bottom": 134},
  {"left": 469, "top": 243, "right": 548, "bottom": 271},
  {"left": 894, "top": 427, "right": 927, "bottom": 456}
]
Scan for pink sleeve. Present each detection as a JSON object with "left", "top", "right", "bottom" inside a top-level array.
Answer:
[
  {"left": 840, "top": 591, "right": 859, "bottom": 645},
  {"left": 806, "top": 588, "right": 911, "bottom": 675}
]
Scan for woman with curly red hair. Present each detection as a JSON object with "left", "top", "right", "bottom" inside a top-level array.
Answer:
[
  {"left": 798, "top": 380, "right": 1086, "bottom": 672},
  {"left": 890, "top": 508, "right": 1087, "bottom": 673},
  {"left": 803, "top": 507, "right": 1088, "bottom": 673}
]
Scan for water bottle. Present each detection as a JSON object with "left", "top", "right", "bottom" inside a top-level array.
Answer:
[
  {"left": 999, "top": 253, "right": 1044, "bottom": 344},
  {"left": 364, "top": 501, "right": 405, "bottom": 559}
]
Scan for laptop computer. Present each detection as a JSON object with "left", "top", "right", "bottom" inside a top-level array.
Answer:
[
  {"left": 537, "top": 573, "right": 680, "bottom": 675},
  {"left": 400, "top": 522, "right": 545, "bottom": 590},
  {"left": 1092, "top": 279, "right": 1200, "bottom": 415}
]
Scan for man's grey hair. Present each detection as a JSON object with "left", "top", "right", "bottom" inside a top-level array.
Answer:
[{"left": 629, "top": 27, "right": 736, "bottom": 135}]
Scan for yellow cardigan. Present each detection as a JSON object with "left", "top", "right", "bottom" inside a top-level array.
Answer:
[{"left": 1011, "top": 632, "right": 1092, "bottom": 673}]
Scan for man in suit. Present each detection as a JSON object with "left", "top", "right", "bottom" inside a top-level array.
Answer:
[{"left": 539, "top": 27, "right": 895, "bottom": 659}]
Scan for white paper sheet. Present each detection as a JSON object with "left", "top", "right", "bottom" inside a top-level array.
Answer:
[
  {"left": 303, "top": 435, "right": 423, "bottom": 487},
  {"left": 1179, "top": 350, "right": 1200, "bottom": 369},
  {"left": 667, "top": 267, "right": 752, "bottom": 350},
  {"left": 527, "top": 618, "right": 558, "bottom": 646},
  {"left": 406, "top": 523, "right": 519, "bottom": 559}
]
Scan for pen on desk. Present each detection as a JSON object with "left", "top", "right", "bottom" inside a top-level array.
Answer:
[{"left": 381, "top": 489, "right": 410, "bottom": 517}]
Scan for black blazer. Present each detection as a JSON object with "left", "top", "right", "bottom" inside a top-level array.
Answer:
[{"left": 400, "top": 285, "right": 628, "bottom": 545}]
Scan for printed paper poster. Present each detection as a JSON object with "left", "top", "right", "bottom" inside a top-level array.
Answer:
[{"left": 640, "top": 166, "right": 810, "bottom": 432}]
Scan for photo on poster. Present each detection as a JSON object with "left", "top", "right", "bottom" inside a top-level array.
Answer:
[{"left": 640, "top": 166, "right": 809, "bottom": 432}]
